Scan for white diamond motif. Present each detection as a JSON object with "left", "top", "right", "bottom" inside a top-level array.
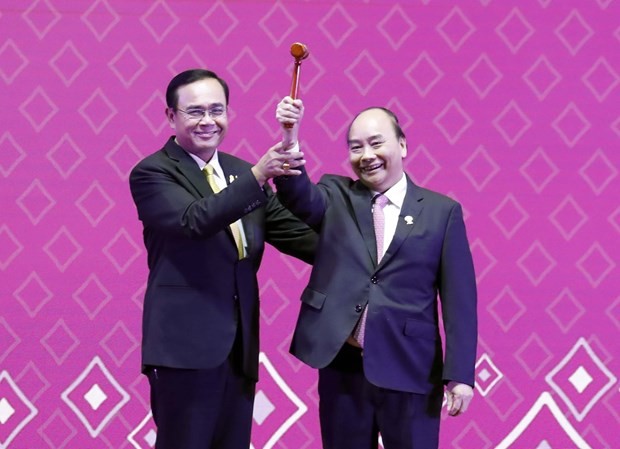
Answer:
[
  {"left": 479, "top": 369, "right": 491, "bottom": 382},
  {"left": 84, "top": 383, "right": 107, "bottom": 410},
  {"left": 61, "top": 356, "right": 130, "bottom": 437},
  {"left": 568, "top": 366, "right": 593, "bottom": 394},
  {"left": 255, "top": 353, "right": 307, "bottom": 449},
  {"left": 545, "top": 337, "right": 617, "bottom": 421},
  {"left": 127, "top": 411, "right": 156, "bottom": 449},
  {"left": 254, "top": 390, "right": 276, "bottom": 425},
  {"left": 475, "top": 353, "right": 504, "bottom": 396},
  {"left": 145, "top": 429, "right": 157, "bottom": 447},
  {"left": 0, "top": 397, "right": 15, "bottom": 424},
  {"left": 0, "top": 371, "right": 38, "bottom": 447}
]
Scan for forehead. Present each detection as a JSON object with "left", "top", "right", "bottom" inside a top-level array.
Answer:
[
  {"left": 349, "top": 110, "right": 394, "bottom": 140},
  {"left": 177, "top": 78, "right": 226, "bottom": 106}
]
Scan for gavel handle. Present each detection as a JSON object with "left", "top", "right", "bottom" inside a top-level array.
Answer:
[
  {"left": 285, "top": 60, "right": 302, "bottom": 129},
  {"left": 290, "top": 60, "right": 302, "bottom": 99}
]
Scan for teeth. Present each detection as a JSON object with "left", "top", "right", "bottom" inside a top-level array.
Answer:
[{"left": 363, "top": 164, "right": 382, "bottom": 172}]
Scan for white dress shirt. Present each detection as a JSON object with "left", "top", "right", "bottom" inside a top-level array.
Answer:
[{"left": 373, "top": 174, "right": 407, "bottom": 260}]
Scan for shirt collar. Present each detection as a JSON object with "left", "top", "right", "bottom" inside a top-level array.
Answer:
[
  {"left": 186, "top": 149, "right": 224, "bottom": 180},
  {"left": 375, "top": 173, "right": 407, "bottom": 208}
]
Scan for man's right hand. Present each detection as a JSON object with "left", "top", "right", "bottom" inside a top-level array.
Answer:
[
  {"left": 251, "top": 142, "right": 305, "bottom": 186},
  {"left": 276, "top": 96, "right": 304, "bottom": 150}
]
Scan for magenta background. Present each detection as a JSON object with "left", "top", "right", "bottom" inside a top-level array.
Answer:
[{"left": 1, "top": 1, "right": 619, "bottom": 448}]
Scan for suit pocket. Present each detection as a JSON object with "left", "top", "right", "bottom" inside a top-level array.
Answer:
[
  {"left": 403, "top": 318, "right": 437, "bottom": 340},
  {"left": 300, "top": 288, "right": 326, "bottom": 310}
]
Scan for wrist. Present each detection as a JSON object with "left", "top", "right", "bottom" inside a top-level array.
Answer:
[{"left": 251, "top": 166, "right": 267, "bottom": 186}]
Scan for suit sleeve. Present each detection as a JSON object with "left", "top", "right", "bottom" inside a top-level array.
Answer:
[
  {"left": 263, "top": 181, "right": 318, "bottom": 265},
  {"left": 439, "top": 202, "right": 478, "bottom": 387},
  {"left": 129, "top": 158, "right": 267, "bottom": 239},
  {"left": 273, "top": 167, "right": 329, "bottom": 231}
]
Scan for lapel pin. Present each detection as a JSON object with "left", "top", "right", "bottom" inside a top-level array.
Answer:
[
  {"left": 229, "top": 174, "right": 236, "bottom": 184},
  {"left": 404, "top": 215, "right": 414, "bottom": 225}
]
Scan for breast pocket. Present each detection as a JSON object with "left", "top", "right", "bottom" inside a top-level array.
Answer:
[{"left": 300, "top": 288, "right": 326, "bottom": 310}]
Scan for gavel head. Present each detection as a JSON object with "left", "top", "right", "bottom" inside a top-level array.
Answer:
[{"left": 290, "top": 42, "right": 309, "bottom": 61}]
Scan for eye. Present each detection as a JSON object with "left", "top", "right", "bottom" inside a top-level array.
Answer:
[
  {"left": 209, "top": 106, "right": 225, "bottom": 117},
  {"left": 349, "top": 145, "right": 362, "bottom": 153},
  {"left": 186, "top": 109, "right": 206, "bottom": 118},
  {"left": 371, "top": 140, "right": 383, "bottom": 148}
]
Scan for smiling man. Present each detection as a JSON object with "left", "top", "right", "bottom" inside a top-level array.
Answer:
[
  {"left": 129, "top": 70, "right": 317, "bottom": 449},
  {"left": 272, "top": 99, "right": 478, "bottom": 449}
]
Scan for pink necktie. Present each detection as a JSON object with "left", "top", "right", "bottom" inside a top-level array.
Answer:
[{"left": 353, "top": 194, "right": 388, "bottom": 347}]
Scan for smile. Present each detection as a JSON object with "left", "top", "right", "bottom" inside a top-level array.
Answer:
[
  {"left": 195, "top": 130, "right": 218, "bottom": 138},
  {"left": 361, "top": 163, "right": 383, "bottom": 173}
]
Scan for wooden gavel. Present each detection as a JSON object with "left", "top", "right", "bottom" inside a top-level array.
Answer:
[
  {"left": 289, "top": 42, "right": 309, "bottom": 99},
  {"left": 285, "top": 42, "right": 309, "bottom": 128}
]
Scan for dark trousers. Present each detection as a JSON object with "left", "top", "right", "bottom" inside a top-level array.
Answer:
[
  {"left": 318, "top": 344, "right": 443, "bottom": 449},
  {"left": 146, "top": 354, "right": 255, "bottom": 449}
]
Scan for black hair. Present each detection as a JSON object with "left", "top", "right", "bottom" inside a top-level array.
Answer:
[{"left": 165, "top": 69, "right": 230, "bottom": 109}]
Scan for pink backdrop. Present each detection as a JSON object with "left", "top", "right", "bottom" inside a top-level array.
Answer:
[{"left": 1, "top": 0, "right": 619, "bottom": 448}]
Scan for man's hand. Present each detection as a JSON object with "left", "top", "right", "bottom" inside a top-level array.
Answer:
[
  {"left": 276, "top": 96, "right": 304, "bottom": 150},
  {"left": 445, "top": 381, "right": 474, "bottom": 417},
  {"left": 251, "top": 142, "right": 305, "bottom": 186}
]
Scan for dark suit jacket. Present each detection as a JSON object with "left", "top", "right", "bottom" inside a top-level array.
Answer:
[
  {"left": 275, "top": 170, "right": 477, "bottom": 394},
  {"left": 129, "top": 137, "right": 316, "bottom": 381}
]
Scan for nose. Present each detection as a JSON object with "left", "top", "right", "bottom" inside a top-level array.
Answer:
[
  {"left": 360, "top": 145, "right": 375, "bottom": 160},
  {"left": 197, "top": 113, "right": 215, "bottom": 125}
]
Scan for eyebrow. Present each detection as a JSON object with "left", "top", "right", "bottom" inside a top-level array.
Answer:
[
  {"left": 184, "top": 102, "right": 226, "bottom": 109},
  {"left": 347, "top": 134, "right": 384, "bottom": 144}
]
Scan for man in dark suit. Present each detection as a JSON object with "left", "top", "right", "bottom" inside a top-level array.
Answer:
[
  {"left": 129, "top": 69, "right": 316, "bottom": 449},
  {"left": 271, "top": 98, "right": 478, "bottom": 449}
]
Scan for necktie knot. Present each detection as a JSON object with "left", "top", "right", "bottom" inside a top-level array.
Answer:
[
  {"left": 204, "top": 164, "right": 220, "bottom": 193},
  {"left": 373, "top": 193, "right": 388, "bottom": 209}
]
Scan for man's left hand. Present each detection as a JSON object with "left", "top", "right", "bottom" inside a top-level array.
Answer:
[{"left": 445, "top": 381, "right": 474, "bottom": 417}]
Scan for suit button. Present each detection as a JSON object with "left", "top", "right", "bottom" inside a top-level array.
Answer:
[
  {"left": 355, "top": 304, "right": 363, "bottom": 313},
  {"left": 233, "top": 294, "right": 239, "bottom": 301},
  {"left": 371, "top": 276, "right": 378, "bottom": 284}
]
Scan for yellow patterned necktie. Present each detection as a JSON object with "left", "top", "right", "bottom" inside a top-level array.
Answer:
[{"left": 203, "top": 164, "right": 244, "bottom": 259}]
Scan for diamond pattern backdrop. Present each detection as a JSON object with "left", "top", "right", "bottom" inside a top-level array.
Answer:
[{"left": 1, "top": 0, "right": 618, "bottom": 448}]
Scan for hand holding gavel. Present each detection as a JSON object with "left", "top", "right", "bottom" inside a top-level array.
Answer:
[{"left": 284, "top": 43, "right": 309, "bottom": 129}]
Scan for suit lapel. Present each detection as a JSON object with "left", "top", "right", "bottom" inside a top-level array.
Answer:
[
  {"left": 165, "top": 140, "right": 211, "bottom": 197},
  {"left": 349, "top": 181, "right": 378, "bottom": 264},
  {"left": 380, "top": 177, "right": 424, "bottom": 267}
]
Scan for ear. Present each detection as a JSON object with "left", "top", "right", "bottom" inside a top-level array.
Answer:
[
  {"left": 165, "top": 107, "right": 175, "bottom": 127},
  {"left": 399, "top": 137, "right": 407, "bottom": 158}
]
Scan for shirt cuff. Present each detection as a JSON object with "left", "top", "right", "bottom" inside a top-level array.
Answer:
[{"left": 286, "top": 142, "right": 300, "bottom": 153}]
